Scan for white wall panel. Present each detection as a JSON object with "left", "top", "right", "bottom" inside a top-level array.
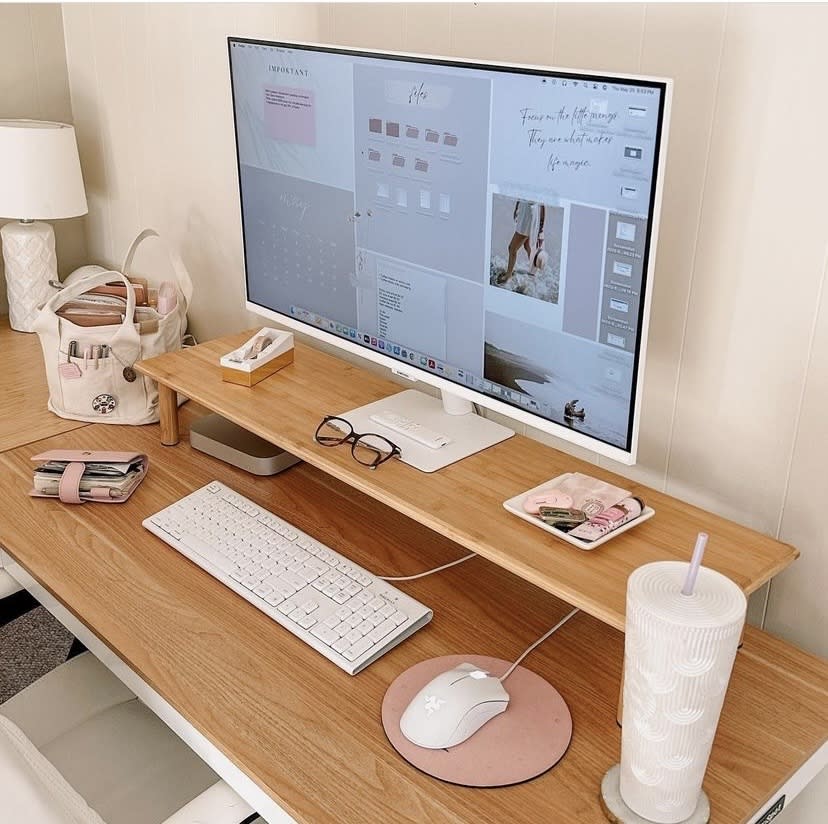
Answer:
[{"left": 666, "top": 5, "right": 828, "bottom": 535}]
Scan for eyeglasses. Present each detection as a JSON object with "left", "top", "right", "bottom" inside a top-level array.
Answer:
[{"left": 314, "top": 415, "right": 401, "bottom": 470}]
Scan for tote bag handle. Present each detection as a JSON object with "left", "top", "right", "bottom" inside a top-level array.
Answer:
[
  {"left": 36, "top": 269, "right": 140, "bottom": 355},
  {"left": 121, "top": 229, "right": 194, "bottom": 312}
]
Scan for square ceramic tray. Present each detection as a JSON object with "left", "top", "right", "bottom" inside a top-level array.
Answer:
[{"left": 503, "top": 473, "right": 655, "bottom": 550}]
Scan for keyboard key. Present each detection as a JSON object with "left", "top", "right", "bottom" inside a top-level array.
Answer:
[
  {"left": 355, "top": 620, "right": 374, "bottom": 636},
  {"left": 297, "top": 614, "right": 317, "bottom": 630},
  {"left": 332, "top": 591, "right": 350, "bottom": 604},
  {"left": 345, "top": 583, "right": 362, "bottom": 597},
  {"left": 368, "top": 613, "right": 384, "bottom": 627},
  {"left": 253, "top": 583, "right": 274, "bottom": 598},
  {"left": 332, "top": 637, "right": 350, "bottom": 654},
  {"left": 278, "top": 601, "right": 296, "bottom": 615},
  {"left": 368, "top": 597, "right": 386, "bottom": 611},
  {"left": 264, "top": 593, "right": 284, "bottom": 607},
  {"left": 301, "top": 599, "right": 318, "bottom": 613},
  {"left": 179, "top": 532, "right": 238, "bottom": 574},
  {"left": 335, "top": 607, "right": 352, "bottom": 621},
  {"left": 392, "top": 611, "right": 407, "bottom": 627},
  {"left": 368, "top": 619, "right": 397, "bottom": 644},
  {"left": 344, "top": 629, "right": 363, "bottom": 646},
  {"left": 379, "top": 604, "right": 395, "bottom": 619},
  {"left": 311, "top": 626, "right": 338, "bottom": 646},
  {"left": 324, "top": 614, "right": 340, "bottom": 629},
  {"left": 288, "top": 608, "right": 305, "bottom": 622},
  {"left": 344, "top": 637, "right": 373, "bottom": 661}
]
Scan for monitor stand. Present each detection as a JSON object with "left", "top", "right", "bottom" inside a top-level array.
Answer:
[{"left": 339, "top": 388, "right": 514, "bottom": 473}]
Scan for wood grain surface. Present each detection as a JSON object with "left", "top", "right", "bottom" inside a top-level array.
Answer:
[
  {"left": 0, "top": 411, "right": 825, "bottom": 823},
  {"left": 0, "top": 316, "right": 88, "bottom": 451},
  {"left": 137, "top": 331, "right": 799, "bottom": 632}
]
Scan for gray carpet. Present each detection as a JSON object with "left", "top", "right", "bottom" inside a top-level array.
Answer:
[{"left": 0, "top": 606, "right": 74, "bottom": 703}]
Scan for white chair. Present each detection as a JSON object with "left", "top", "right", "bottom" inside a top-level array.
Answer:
[
  {"left": 0, "top": 550, "right": 36, "bottom": 627},
  {"left": 0, "top": 568, "right": 22, "bottom": 599},
  {"left": 0, "top": 651, "right": 259, "bottom": 824}
]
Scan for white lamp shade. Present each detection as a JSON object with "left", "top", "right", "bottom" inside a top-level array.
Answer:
[{"left": 0, "top": 120, "right": 88, "bottom": 220}]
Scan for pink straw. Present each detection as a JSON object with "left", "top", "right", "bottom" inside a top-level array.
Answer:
[{"left": 682, "top": 532, "right": 708, "bottom": 596}]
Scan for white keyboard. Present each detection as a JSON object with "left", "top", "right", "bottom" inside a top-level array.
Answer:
[{"left": 143, "top": 481, "right": 432, "bottom": 674}]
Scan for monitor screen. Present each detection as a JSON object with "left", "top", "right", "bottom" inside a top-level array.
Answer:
[{"left": 229, "top": 38, "right": 669, "bottom": 462}]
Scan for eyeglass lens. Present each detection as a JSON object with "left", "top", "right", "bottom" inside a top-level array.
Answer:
[
  {"left": 315, "top": 417, "right": 353, "bottom": 445},
  {"left": 315, "top": 417, "right": 398, "bottom": 468}
]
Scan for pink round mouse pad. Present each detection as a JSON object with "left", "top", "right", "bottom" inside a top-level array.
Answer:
[{"left": 381, "top": 655, "right": 572, "bottom": 787}]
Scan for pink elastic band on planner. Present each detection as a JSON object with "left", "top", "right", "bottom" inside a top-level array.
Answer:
[{"left": 58, "top": 462, "right": 86, "bottom": 504}]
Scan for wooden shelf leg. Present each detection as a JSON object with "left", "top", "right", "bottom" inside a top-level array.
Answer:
[{"left": 158, "top": 384, "right": 180, "bottom": 446}]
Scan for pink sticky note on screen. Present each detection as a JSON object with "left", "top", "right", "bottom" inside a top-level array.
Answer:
[{"left": 264, "top": 86, "right": 316, "bottom": 146}]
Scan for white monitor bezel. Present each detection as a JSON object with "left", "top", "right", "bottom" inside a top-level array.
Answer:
[{"left": 231, "top": 38, "right": 672, "bottom": 466}]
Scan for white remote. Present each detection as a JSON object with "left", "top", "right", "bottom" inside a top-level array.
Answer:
[{"left": 369, "top": 411, "right": 451, "bottom": 450}]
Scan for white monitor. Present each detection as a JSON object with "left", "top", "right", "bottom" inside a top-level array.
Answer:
[{"left": 228, "top": 38, "right": 671, "bottom": 468}]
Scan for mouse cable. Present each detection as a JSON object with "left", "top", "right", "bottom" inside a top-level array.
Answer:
[
  {"left": 377, "top": 552, "right": 477, "bottom": 582},
  {"left": 499, "top": 607, "right": 581, "bottom": 683}
]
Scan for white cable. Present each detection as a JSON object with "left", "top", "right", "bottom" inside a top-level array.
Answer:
[
  {"left": 499, "top": 607, "right": 580, "bottom": 683},
  {"left": 378, "top": 552, "right": 477, "bottom": 581}
]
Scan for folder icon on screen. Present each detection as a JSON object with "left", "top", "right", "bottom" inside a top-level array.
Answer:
[
  {"left": 406, "top": 125, "right": 419, "bottom": 139},
  {"left": 368, "top": 149, "right": 381, "bottom": 162},
  {"left": 425, "top": 129, "right": 439, "bottom": 143},
  {"left": 386, "top": 121, "right": 400, "bottom": 137},
  {"left": 443, "top": 133, "right": 458, "bottom": 147},
  {"left": 414, "top": 158, "right": 429, "bottom": 173},
  {"left": 369, "top": 118, "right": 382, "bottom": 134},
  {"left": 392, "top": 154, "right": 405, "bottom": 168}
]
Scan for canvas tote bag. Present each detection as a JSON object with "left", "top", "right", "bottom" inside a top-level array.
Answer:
[{"left": 33, "top": 230, "right": 192, "bottom": 424}]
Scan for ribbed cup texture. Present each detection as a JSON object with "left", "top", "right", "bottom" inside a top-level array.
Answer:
[{"left": 620, "top": 561, "right": 746, "bottom": 823}]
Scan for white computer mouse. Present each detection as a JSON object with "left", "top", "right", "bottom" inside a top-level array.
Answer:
[{"left": 399, "top": 662, "right": 510, "bottom": 749}]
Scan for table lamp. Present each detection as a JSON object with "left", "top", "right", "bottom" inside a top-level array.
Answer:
[{"left": 0, "top": 119, "right": 88, "bottom": 332}]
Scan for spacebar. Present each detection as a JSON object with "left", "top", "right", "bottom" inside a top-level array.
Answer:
[{"left": 178, "top": 532, "right": 237, "bottom": 575}]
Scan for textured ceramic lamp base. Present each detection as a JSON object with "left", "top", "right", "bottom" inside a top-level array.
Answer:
[
  {"left": 601, "top": 766, "right": 710, "bottom": 824},
  {"left": 1, "top": 220, "right": 58, "bottom": 332}
]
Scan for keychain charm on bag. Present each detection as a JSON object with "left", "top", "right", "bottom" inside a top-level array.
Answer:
[{"left": 110, "top": 347, "right": 138, "bottom": 383}]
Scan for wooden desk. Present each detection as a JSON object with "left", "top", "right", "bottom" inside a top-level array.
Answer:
[
  {"left": 137, "top": 331, "right": 798, "bottom": 632},
  {"left": 0, "top": 412, "right": 825, "bottom": 823},
  {"left": 0, "top": 316, "right": 88, "bottom": 451}
]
